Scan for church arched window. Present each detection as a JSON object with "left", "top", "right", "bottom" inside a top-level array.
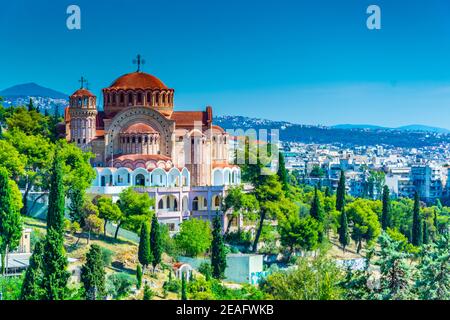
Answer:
[
  {"left": 192, "top": 197, "right": 199, "bottom": 211},
  {"left": 120, "top": 93, "right": 124, "bottom": 104},
  {"left": 158, "top": 198, "right": 164, "bottom": 209},
  {"left": 128, "top": 93, "right": 133, "bottom": 105},
  {"left": 137, "top": 92, "right": 142, "bottom": 104}
]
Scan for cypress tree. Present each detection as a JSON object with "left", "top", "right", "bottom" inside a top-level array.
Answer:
[
  {"left": 81, "top": 244, "right": 106, "bottom": 300},
  {"left": 42, "top": 228, "right": 70, "bottom": 300},
  {"left": 336, "top": 170, "right": 346, "bottom": 212},
  {"left": 434, "top": 209, "right": 439, "bottom": 237},
  {"left": 0, "top": 167, "right": 22, "bottom": 275},
  {"left": 381, "top": 185, "right": 391, "bottom": 230},
  {"left": 150, "top": 214, "right": 162, "bottom": 272},
  {"left": 310, "top": 186, "right": 325, "bottom": 242},
  {"left": 277, "top": 152, "right": 289, "bottom": 192},
  {"left": 338, "top": 207, "right": 350, "bottom": 253},
  {"left": 211, "top": 215, "right": 227, "bottom": 279},
  {"left": 138, "top": 222, "right": 152, "bottom": 271},
  {"left": 181, "top": 273, "right": 187, "bottom": 300},
  {"left": 20, "top": 241, "right": 44, "bottom": 300},
  {"left": 412, "top": 192, "right": 423, "bottom": 247},
  {"left": 422, "top": 221, "right": 429, "bottom": 245},
  {"left": 47, "top": 150, "right": 65, "bottom": 234},
  {"left": 136, "top": 264, "right": 143, "bottom": 289},
  {"left": 68, "top": 187, "right": 85, "bottom": 227},
  {"left": 324, "top": 186, "right": 331, "bottom": 197},
  {"left": 27, "top": 98, "right": 35, "bottom": 112},
  {"left": 310, "top": 187, "right": 324, "bottom": 222}
]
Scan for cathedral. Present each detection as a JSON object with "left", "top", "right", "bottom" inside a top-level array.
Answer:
[{"left": 64, "top": 60, "right": 241, "bottom": 232}]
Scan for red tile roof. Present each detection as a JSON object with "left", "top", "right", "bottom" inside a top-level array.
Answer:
[
  {"left": 110, "top": 154, "right": 171, "bottom": 162},
  {"left": 71, "top": 88, "right": 95, "bottom": 97},
  {"left": 108, "top": 72, "right": 168, "bottom": 90},
  {"left": 121, "top": 123, "right": 157, "bottom": 134}
]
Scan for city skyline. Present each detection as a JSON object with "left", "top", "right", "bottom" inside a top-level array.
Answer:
[{"left": 2, "top": 1, "right": 450, "bottom": 128}]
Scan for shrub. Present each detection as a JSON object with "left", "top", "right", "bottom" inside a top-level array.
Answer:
[
  {"left": 198, "top": 262, "right": 212, "bottom": 280},
  {"left": 99, "top": 246, "right": 114, "bottom": 267},
  {"left": 163, "top": 279, "right": 181, "bottom": 293},
  {"left": 106, "top": 272, "right": 136, "bottom": 299}
]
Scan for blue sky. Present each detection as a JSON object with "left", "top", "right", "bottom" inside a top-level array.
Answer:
[{"left": 2, "top": 0, "right": 450, "bottom": 128}]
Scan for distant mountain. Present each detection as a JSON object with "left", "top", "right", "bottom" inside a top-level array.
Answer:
[
  {"left": 0, "top": 83, "right": 68, "bottom": 114},
  {"left": 396, "top": 124, "right": 450, "bottom": 134},
  {"left": 0, "top": 83, "right": 68, "bottom": 99},
  {"left": 214, "top": 115, "right": 450, "bottom": 148},
  {"left": 332, "top": 124, "right": 388, "bottom": 130}
]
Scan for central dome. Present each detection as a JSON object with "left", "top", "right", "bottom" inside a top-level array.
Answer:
[
  {"left": 109, "top": 72, "right": 168, "bottom": 90},
  {"left": 121, "top": 123, "right": 157, "bottom": 134}
]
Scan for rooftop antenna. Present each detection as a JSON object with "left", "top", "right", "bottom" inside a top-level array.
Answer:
[{"left": 133, "top": 54, "right": 145, "bottom": 72}]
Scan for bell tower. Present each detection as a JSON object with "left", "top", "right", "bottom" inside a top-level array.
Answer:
[{"left": 69, "top": 77, "right": 98, "bottom": 148}]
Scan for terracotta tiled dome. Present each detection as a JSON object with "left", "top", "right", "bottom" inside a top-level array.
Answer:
[
  {"left": 71, "top": 88, "right": 95, "bottom": 97},
  {"left": 109, "top": 72, "right": 168, "bottom": 90},
  {"left": 121, "top": 123, "right": 157, "bottom": 134}
]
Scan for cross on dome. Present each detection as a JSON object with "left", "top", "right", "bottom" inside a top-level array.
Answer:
[
  {"left": 78, "top": 76, "right": 87, "bottom": 89},
  {"left": 133, "top": 54, "right": 145, "bottom": 72}
]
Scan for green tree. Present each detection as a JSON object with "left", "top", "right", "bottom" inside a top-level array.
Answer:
[
  {"left": 81, "top": 244, "right": 106, "bottom": 300},
  {"left": 27, "top": 98, "right": 35, "bottom": 112},
  {"left": 381, "top": 185, "right": 391, "bottom": 230},
  {"left": 68, "top": 187, "right": 84, "bottom": 226},
  {"left": 415, "top": 236, "right": 450, "bottom": 299},
  {"left": 82, "top": 201, "right": 103, "bottom": 244},
  {"left": 310, "top": 165, "right": 325, "bottom": 178},
  {"left": 375, "top": 233, "right": 413, "bottom": 300},
  {"left": 175, "top": 219, "right": 212, "bottom": 257},
  {"left": 181, "top": 273, "right": 188, "bottom": 300},
  {"left": 251, "top": 174, "right": 285, "bottom": 252},
  {"left": 340, "top": 250, "right": 374, "bottom": 300},
  {"left": 310, "top": 186, "right": 325, "bottom": 242},
  {"left": 277, "top": 152, "right": 289, "bottom": 192},
  {"left": 412, "top": 192, "right": 423, "bottom": 247},
  {"left": 346, "top": 199, "right": 382, "bottom": 253},
  {"left": 278, "top": 212, "right": 320, "bottom": 260},
  {"left": 116, "top": 187, "right": 154, "bottom": 239},
  {"left": 211, "top": 215, "right": 227, "bottom": 279},
  {"left": 138, "top": 222, "right": 152, "bottom": 270},
  {"left": 260, "top": 255, "right": 343, "bottom": 300},
  {"left": 0, "top": 167, "right": 23, "bottom": 275},
  {"left": 4, "top": 130, "right": 53, "bottom": 215},
  {"left": 223, "top": 186, "right": 258, "bottom": 234},
  {"left": 20, "top": 241, "right": 44, "bottom": 300},
  {"left": 136, "top": 264, "right": 143, "bottom": 289},
  {"left": 422, "top": 221, "right": 429, "bottom": 245},
  {"left": 338, "top": 207, "right": 350, "bottom": 253},
  {"left": 0, "top": 140, "right": 25, "bottom": 179},
  {"left": 336, "top": 170, "right": 346, "bottom": 212},
  {"left": 97, "top": 196, "right": 122, "bottom": 237},
  {"left": 47, "top": 150, "right": 65, "bottom": 234},
  {"left": 41, "top": 228, "right": 70, "bottom": 300},
  {"left": 150, "top": 214, "right": 162, "bottom": 272}
]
